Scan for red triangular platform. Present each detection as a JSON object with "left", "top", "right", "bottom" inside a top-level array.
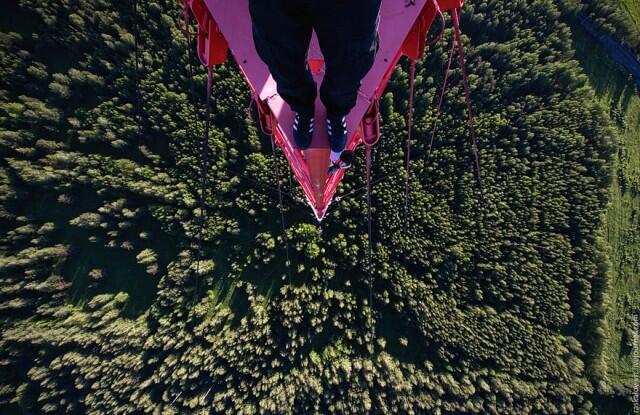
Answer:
[{"left": 190, "top": 0, "right": 462, "bottom": 220}]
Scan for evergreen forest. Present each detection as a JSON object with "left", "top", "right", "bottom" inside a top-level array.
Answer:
[{"left": 0, "top": 0, "right": 638, "bottom": 414}]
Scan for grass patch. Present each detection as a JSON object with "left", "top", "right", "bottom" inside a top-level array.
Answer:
[
  {"left": 571, "top": 21, "right": 640, "bottom": 393},
  {"left": 619, "top": 0, "right": 640, "bottom": 33}
]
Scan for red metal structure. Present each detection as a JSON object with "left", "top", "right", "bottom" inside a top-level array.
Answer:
[{"left": 178, "top": 0, "right": 464, "bottom": 220}]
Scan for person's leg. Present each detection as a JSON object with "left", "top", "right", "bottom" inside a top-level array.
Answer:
[
  {"left": 313, "top": 0, "right": 382, "bottom": 118},
  {"left": 248, "top": 0, "right": 316, "bottom": 117}
]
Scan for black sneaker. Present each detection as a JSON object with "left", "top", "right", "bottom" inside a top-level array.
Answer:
[
  {"left": 293, "top": 111, "right": 314, "bottom": 150},
  {"left": 328, "top": 150, "right": 354, "bottom": 174},
  {"left": 327, "top": 114, "right": 348, "bottom": 154}
]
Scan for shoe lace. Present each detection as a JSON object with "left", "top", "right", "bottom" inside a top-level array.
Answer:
[
  {"left": 327, "top": 116, "right": 346, "bottom": 136},
  {"left": 294, "top": 113, "right": 314, "bottom": 133}
]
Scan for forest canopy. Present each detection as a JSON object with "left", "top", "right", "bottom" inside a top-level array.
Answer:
[{"left": 0, "top": 0, "right": 626, "bottom": 414}]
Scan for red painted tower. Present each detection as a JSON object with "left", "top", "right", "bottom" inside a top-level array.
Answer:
[{"left": 178, "top": 0, "right": 464, "bottom": 220}]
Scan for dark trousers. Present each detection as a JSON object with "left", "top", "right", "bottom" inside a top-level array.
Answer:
[{"left": 249, "top": 0, "right": 381, "bottom": 118}]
